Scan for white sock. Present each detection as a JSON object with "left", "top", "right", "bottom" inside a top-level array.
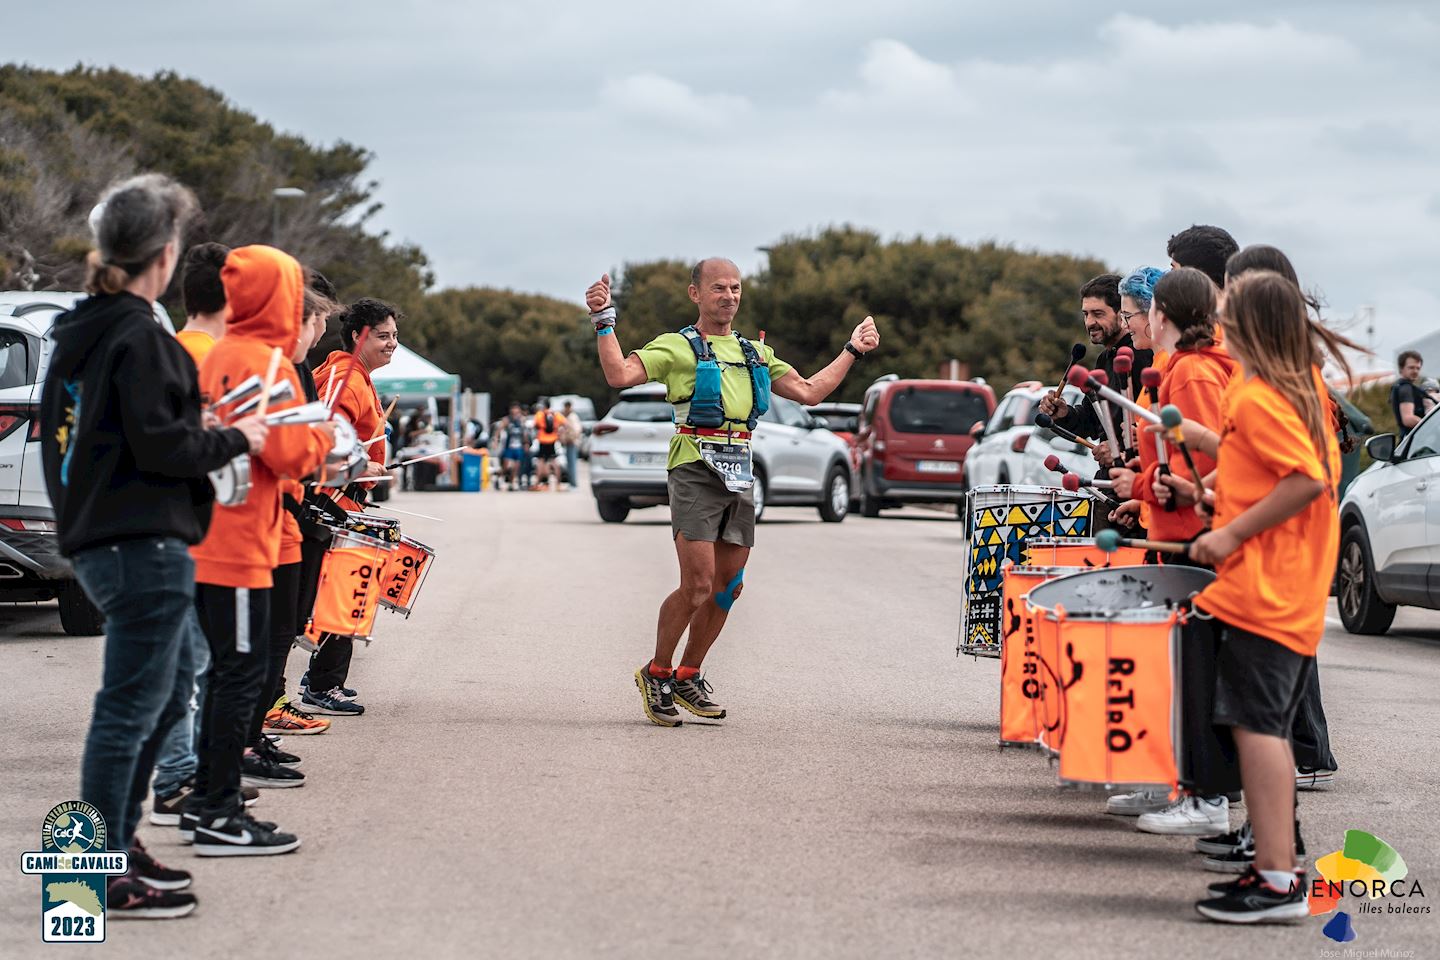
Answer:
[{"left": 1260, "top": 869, "right": 1296, "bottom": 892}]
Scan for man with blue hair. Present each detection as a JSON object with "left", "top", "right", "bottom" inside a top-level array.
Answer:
[{"left": 1039, "top": 272, "right": 1155, "bottom": 469}]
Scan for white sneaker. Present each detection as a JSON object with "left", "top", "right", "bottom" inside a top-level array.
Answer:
[
  {"left": 1106, "top": 787, "right": 1172, "bottom": 817},
  {"left": 1136, "top": 795, "right": 1229, "bottom": 836},
  {"left": 1295, "top": 766, "right": 1335, "bottom": 791}
]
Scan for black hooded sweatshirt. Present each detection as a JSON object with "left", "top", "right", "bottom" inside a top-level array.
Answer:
[{"left": 40, "top": 291, "right": 248, "bottom": 556}]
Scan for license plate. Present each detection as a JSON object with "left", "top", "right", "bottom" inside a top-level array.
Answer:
[
  {"left": 916, "top": 460, "right": 960, "bottom": 474},
  {"left": 629, "top": 452, "right": 666, "bottom": 466}
]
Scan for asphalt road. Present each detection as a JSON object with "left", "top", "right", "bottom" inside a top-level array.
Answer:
[{"left": 2, "top": 484, "right": 1438, "bottom": 958}]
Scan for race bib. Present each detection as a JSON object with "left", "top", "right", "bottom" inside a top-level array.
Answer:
[{"left": 697, "top": 436, "right": 754, "bottom": 493}]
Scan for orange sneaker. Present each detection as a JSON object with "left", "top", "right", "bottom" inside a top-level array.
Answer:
[{"left": 263, "top": 698, "right": 331, "bottom": 735}]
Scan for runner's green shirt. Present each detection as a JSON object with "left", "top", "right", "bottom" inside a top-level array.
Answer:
[{"left": 634, "top": 331, "right": 794, "bottom": 470}]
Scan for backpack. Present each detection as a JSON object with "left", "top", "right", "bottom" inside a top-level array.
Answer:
[
  {"left": 677, "top": 327, "right": 771, "bottom": 431},
  {"left": 544, "top": 411, "right": 555, "bottom": 433}
]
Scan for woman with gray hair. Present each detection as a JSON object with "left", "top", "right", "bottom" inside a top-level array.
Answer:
[{"left": 39, "top": 173, "right": 269, "bottom": 919}]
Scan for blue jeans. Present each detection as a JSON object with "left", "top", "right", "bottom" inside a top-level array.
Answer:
[
  {"left": 150, "top": 608, "right": 211, "bottom": 798},
  {"left": 72, "top": 537, "right": 198, "bottom": 852},
  {"left": 566, "top": 444, "right": 579, "bottom": 488}
]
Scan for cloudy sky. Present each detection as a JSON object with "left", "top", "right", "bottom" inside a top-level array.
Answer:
[{"left": 13, "top": 1, "right": 1438, "bottom": 362}]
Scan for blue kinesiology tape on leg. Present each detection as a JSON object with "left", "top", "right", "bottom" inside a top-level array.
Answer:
[{"left": 714, "top": 569, "right": 745, "bottom": 612}]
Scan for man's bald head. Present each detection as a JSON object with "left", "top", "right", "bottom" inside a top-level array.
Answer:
[{"left": 690, "top": 258, "right": 741, "bottom": 288}]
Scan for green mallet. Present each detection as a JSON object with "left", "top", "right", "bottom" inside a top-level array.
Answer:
[
  {"left": 1096, "top": 528, "right": 1190, "bottom": 556},
  {"left": 1160, "top": 404, "right": 1209, "bottom": 497}
]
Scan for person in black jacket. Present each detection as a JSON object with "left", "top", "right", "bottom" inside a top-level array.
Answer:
[{"left": 39, "top": 173, "right": 267, "bottom": 919}]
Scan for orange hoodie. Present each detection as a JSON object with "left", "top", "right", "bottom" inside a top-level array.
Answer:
[
  {"left": 314, "top": 350, "right": 384, "bottom": 464},
  {"left": 1133, "top": 345, "right": 1238, "bottom": 542},
  {"left": 192, "top": 247, "right": 333, "bottom": 588}
]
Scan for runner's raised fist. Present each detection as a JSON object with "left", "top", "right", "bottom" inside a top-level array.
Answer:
[
  {"left": 850, "top": 315, "right": 880, "bottom": 353},
  {"left": 586, "top": 273, "right": 612, "bottom": 313}
]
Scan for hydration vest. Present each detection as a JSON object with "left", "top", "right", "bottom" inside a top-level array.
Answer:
[{"left": 677, "top": 326, "right": 770, "bottom": 431}]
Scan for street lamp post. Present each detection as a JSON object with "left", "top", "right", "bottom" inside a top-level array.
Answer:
[{"left": 271, "top": 186, "right": 306, "bottom": 246}]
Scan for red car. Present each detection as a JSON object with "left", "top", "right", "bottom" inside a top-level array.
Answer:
[{"left": 853, "top": 378, "right": 996, "bottom": 518}]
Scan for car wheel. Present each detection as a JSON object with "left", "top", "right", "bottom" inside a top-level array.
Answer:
[
  {"left": 57, "top": 580, "right": 105, "bottom": 636},
  {"left": 819, "top": 465, "right": 849, "bottom": 523},
  {"left": 752, "top": 469, "right": 767, "bottom": 522},
  {"left": 859, "top": 468, "right": 881, "bottom": 518},
  {"left": 596, "top": 498, "right": 630, "bottom": 523},
  {"left": 1337, "top": 526, "right": 1396, "bottom": 634}
]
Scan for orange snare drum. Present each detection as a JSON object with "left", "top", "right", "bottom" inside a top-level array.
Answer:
[
  {"left": 1023, "top": 537, "right": 1146, "bottom": 570},
  {"left": 305, "top": 529, "right": 395, "bottom": 644},
  {"left": 1027, "top": 566, "right": 1215, "bottom": 790},
  {"left": 378, "top": 536, "right": 435, "bottom": 617},
  {"left": 999, "top": 563, "right": 1085, "bottom": 749}
]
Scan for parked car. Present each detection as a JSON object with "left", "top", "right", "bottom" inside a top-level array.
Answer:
[
  {"left": 1336, "top": 404, "right": 1440, "bottom": 634},
  {"left": 0, "top": 291, "right": 174, "bottom": 635},
  {"left": 805, "top": 402, "right": 861, "bottom": 441},
  {"left": 852, "top": 377, "right": 996, "bottom": 518},
  {"left": 588, "top": 385, "right": 853, "bottom": 523},
  {"left": 965, "top": 382, "right": 1089, "bottom": 487}
]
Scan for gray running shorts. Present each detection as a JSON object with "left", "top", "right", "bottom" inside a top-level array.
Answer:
[{"left": 667, "top": 461, "right": 755, "bottom": 547}]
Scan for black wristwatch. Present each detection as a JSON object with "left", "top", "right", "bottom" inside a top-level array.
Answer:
[{"left": 844, "top": 342, "right": 865, "bottom": 360}]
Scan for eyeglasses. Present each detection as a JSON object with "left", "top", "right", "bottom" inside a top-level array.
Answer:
[{"left": 1117, "top": 310, "right": 1145, "bottom": 326}]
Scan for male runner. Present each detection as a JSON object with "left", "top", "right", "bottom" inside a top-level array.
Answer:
[{"left": 585, "top": 259, "right": 879, "bottom": 726}]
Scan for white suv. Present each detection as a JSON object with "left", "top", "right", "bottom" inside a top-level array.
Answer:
[
  {"left": 1337, "top": 402, "right": 1440, "bottom": 634},
  {"left": 0, "top": 291, "right": 174, "bottom": 635},
  {"left": 965, "top": 381, "right": 1089, "bottom": 487},
  {"left": 588, "top": 385, "right": 853, "bottom": 524}
]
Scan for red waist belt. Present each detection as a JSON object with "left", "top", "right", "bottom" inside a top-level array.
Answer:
[{"left": 676, "top": 426, "right": 751, "bottom": 439}]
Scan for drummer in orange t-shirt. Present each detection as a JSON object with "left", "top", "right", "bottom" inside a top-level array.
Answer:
[
  {"left": 1166, "top": 271, "right": 1348, "bottom": 923},
  {"left": 177, "top": 243, "right": 230, "bottom": 369},
  {"left": 302, "top": 298, "right": 400, "bottom": 717}
]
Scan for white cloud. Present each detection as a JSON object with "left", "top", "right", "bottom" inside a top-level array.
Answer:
[
  {"left": 821, "top": 39, "right": 971, "bottom": 114},
  {"left": 599, "top": 73, "right": 750, "bottom": 125},
  {"left": 1098, "top": 13, "right": 1359, "bottom": 67}
]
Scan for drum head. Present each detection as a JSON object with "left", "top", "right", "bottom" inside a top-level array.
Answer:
[{"left": 1027, "top": 565, "right": 1215, "bottom": 616}]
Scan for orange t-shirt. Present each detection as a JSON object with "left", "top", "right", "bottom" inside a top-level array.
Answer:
[
  {"left": 1194, "top": 369, "right": 1340, "bottom": 656},
  {"left": 176, "top": 329, "right": 216, "bottom": 369},
  {"left": 1134, "top": 346, "right": 1236, "bottom": 542},
  {"left": 534, "top": 410, "right": 560, "bottom": 444}
]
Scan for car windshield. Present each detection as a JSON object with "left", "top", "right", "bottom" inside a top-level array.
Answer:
[
  {"left": 611, "top": 400, "right": 673, "bottom": 423},
  {"left": 888, "top": 389, "right": 988, "bottom": 435},
  {"left": 818, "top": 413, "right": 858, "bottom": 432},
  {"left": 0, "top": 331, "right": 32, "bottom": 389}
]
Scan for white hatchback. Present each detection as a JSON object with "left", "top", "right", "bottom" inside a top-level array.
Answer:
[
  {"left": 965, "top": 381, "right": 1091, "bottom": 487},
  {"left": 1337, "top": 403, "right": 1440, "bottom": 634},
  {"left": 588, "top": 384, "right": 854, "bottom": 524}
]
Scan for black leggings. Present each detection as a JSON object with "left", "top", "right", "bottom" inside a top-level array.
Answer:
[{"left": 194, "top": 584, "right": 271, "bottom": 818}]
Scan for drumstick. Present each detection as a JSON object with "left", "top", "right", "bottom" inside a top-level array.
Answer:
[
  {"left": 1159, "top": 405, "right": 1208, "bottom": 496},
  {"left": 1096, "top": 529, "right": 1189, "bottom": 556},
  {"left": 1068, "top": 367, "right": 1124, "bottom": 459},
  {"left": 1061, "top": 473, "right": 1114, "bottom": 490},
  {"left": 1034, "top": 413, "right": 1098, "bottom": 450},
  {"left": 254, "top": 347, "right": 284, "bottom": 420},
  {"left": 1113, "top": 350, "right": 1136, "bottom": 456},
  {"left": 1067, "top": 365, "right": 1162, "bottom": 426},
  {"left": 1043, "top": 453, "right": 1072, "bottom": 476},
  {"left": 326, "top": 326, "right": 372, "bottom": 416},
  {"left": 1056, "top": 343, "right": 1085, "bottom": 396},
  {"left": 384, "top": 445, "right": 469, "bottom": 470},
  {"left": 1141, "top": 368, "right": 1176, "bottom": 512},
  {"left": 370, "top": 397, "right": 399, "bottom": 439},
  {"left": 367, "top": 504, "right": 442, "bottom": 522},
  {"left": 323, "top": 368, "right": 338, "bottom": 408}
]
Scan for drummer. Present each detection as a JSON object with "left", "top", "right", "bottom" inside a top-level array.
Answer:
[
  {"left": 302, "top": 298, "right": 401, "bottom": 717},
  {"left": 189, "top": 245, "right": 336, "bottom": 856}
]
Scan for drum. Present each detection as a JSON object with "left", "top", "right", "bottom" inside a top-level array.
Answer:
[
  {"left": 959, "top": 484, "right": 1094, "bottom": 657},
  {"left": 998, "top": 562, "right": 1086, "bottom": 749},
  {"left": 1027, "top": 566, "right": 1216, "bottom": 789},
  {"left": 378, "top": 536, "right": 435, "bottom": 617},
  {"left": 342, "top": 511, "right": 402, "bottom": 546},
  {"left": 1023, "top": 537, "right": 1146, "bottom": 570},
  {"left": 304, "top": 528, "right": 396, "bottom": 644},
  {"left": 208, "top": 454, "right": 251, "bottom": 507},
  {"left": 318, "top": 414, "right": 368, "bottom": 488}
]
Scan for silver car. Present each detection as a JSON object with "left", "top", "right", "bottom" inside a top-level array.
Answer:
[
  {"left": 965, "top": 381, "right": 1091, "bottom": 487},
  {"left": 589, "top": 384, "right": 854, "bottom": 523}
]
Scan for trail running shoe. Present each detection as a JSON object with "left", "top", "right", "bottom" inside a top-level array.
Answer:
[
  {"left": 264, "top": 698, "right": 331, "bottom": 735},
  {"left": 255, "top": 737, "right": 302, "bottom": 767},
  {"left": 193, "top": 811, "right": 301, "bottom": 857},
  {"left": 1195, "top": 821, "right": 1250, "bottom": 856},
  {"left": 1105, "top": 787, "right": 1170, "bottom": 817},
  {"left": 107, "top": 872, "right": 197, "bottom": 919},
  {"left": 1137, "top": 795, "right": 1229, "bottom": 836},
  {"left": 241, "top": 750, "right": 306, "bottom": 789},
  {"left": 301, "top": 686, "right": 365, "bottom": 716},
  {"left": 633, "top": 665, "right": 682, "bottom": 727},
  {"left": 300, "top": 672, "right": 357, "bottom": 700},
  {"left": 129, "top": 838, "right": 192, "bottom": 891},
  {"left": 671, "top": 672, "right": 726, "bottom": 719},
  {"left": 1208, "top": 866, "right": 1306, "bottom": 896},
  {"left": 1196, "top": 867, "right": 1308, "bottom": 923}
]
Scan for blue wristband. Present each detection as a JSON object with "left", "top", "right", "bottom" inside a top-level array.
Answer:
[{"left": 596, "top": 326, "right": 613, "bottom": 336}]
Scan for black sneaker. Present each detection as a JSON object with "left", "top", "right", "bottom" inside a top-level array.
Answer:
[
  {"left": 1295, "top": 765, "right": 1336, "bottom": 791},
  {"left": 1198, "top": 867, "right": 1309, "bottom": 921},
  {"left": 1195, "top": 821, "right": 1250, "bottom": 856},
  {"left": 242, "top": 784, "right": 260, "bottom": 807},
  {"left": 107, "top": 872, "right": 197, "bottom": 919},
  {"left": 193, "top": 811, "right": 301, "bottom": 857},
  {"left": 129, "top": 838, "right": 192, "bottom": 891},
  {"left": 671, "top": 672, "right": 727, "bottom": 720},
  {"left": 180, "top": 803, "right": 274, "bottom": 844},
  {"left": 1203, "top": 819, "right": 1306, "bottom": 873},
  {"left": 241, "top": 750, "right": 306, "bottom": 789},
  {"left": 1207, "top": 866, "right": 1306, "bottom": 896},
  {"left": 255, "top": 737, "right": 302, "bottom": 767},
  {"left": 149, "top": 784, "right": 194, "bottom": 827},
  {"left": 633, "top": 663, "right": 682, "bottom": 727}
]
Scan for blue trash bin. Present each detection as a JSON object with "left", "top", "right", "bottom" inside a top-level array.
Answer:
[{"left": 460, "top": 451, "right": 483, "bottom": 492}]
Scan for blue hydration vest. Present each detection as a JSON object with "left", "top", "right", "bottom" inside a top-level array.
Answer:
[{"left": 677, "top": 326, "right": 770, "bottom": 431}]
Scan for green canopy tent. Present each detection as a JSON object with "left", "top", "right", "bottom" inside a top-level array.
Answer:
[{"left": 372, "top": 344, "right": 463, "bottom": 487}]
